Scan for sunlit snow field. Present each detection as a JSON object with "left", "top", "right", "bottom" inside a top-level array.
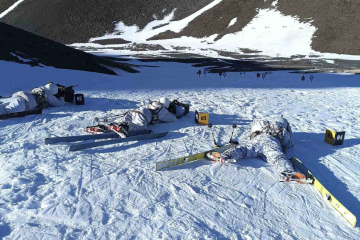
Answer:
[{"left": 0, "top": 60, "right": 360, "bottom": 239}]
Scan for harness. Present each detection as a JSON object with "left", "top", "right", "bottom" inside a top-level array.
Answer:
[
  {"left": 250, "top": 121, "right": 283, "bottom": 140},
  {"left": 250, "top": 121, "right": 287, "bottom": 151},
  {"left": 131, "top": 105, "right": 163, "bottom": 125},
  {"left": 131, "top": 110, "right": 151, "bottom": 124},
  {"left": 30, "top": 87, "right": 48, "bottom": 109}
]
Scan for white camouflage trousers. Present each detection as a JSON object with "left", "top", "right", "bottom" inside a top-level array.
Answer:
[
  {"left": 223, "top": 134, "right": 295, "bottom": 175},
  {"left": 114, "top": 112, "right": 148, "bottom": 132}
]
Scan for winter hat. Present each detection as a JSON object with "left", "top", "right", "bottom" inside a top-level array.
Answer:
[
  {"left": 159, "top": 97, "right": 170, "bottom": 108},
  {"left": 45, "top": 83, "right": 58, "bottom": 95}
]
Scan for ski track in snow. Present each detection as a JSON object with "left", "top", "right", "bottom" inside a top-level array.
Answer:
[{"left": 0, "top": 60, "right": 360, "bottom": 239}]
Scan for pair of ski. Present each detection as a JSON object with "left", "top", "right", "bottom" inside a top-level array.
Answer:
[{"left": 45, "top": 130, "right": 168, "bottom": 151}]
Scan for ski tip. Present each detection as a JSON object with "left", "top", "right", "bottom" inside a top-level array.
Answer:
[{"left": 69, "top": 145, "right": 78, "bottom": 152}]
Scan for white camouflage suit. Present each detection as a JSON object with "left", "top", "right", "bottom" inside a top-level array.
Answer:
[
  {"left": 113, "top": 101, "right": 177, "bottom": 132},
  {"left": 0, "top": 84, "right": 64, "bottom": 115},
  {"left": 223, "top": 117, "right": 295, "bottom": 175}
]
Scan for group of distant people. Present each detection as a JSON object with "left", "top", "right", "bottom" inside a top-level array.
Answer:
[
  {"left": 197, "top": 69, "right": 227, "bottom": 78},
  {"left": 302, "top": 74, "right": 314, "bottom": 82},
  {"left": 196, "top": 68, "right": 210, "bottom": 77},
  {"left": 197, "top": 69, "right": 314, "bottom": 82}
]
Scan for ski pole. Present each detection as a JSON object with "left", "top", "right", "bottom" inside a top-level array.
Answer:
[
  {"left": 95, "top": 112, "right": 128, "bottom": 123},
  {"left": 208, "top": 123, "right": 218, "bottom": 147},
  {"left": 229, "top": 124, "right": 239, "bottom": 144}
]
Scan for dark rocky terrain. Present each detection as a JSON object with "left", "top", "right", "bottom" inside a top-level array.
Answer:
[
  {"left": 0, "top": 22, "right": 138, "bottom": 75},
  {"left": 0, "top": 0, "right": 17, "bottom": 14},
  {"left": 1, "top": 0, "right": 360, "bottom": 55},
  {"left": 0, "top": 0, "right": 212, "bottom": 44}
]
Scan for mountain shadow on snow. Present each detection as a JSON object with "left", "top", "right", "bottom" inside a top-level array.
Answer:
[{"left": 0, "top": 22, "right": 138, "bottom": 75}]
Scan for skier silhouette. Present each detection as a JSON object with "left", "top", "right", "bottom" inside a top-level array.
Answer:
[
  {"left": 204, "top": 68, "right": 208, "bottom": 77},
  {"left": 257, "top": 73, "right": 260, "bottom": 79},
  {"left": 301, "top": 75, "right": 305, "bottom": 81},
  {"left": 223, "top": 72, "right": 227, "bottom": 78},
  {"left": 219, "top": 72, "right": 223, "bottom": 78},
  {"left": 197, "top": 70, "right": 201, "bottom": 77}
]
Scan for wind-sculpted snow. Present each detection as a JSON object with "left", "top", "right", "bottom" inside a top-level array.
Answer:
[{"left": 0, "top": 60, "right": 360, "bottom": 239}]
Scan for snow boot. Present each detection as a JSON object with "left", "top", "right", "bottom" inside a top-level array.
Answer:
[
  {"left": 206, "top": 152, "right": 236, "bottom": 164},
  {"left": 108, "top": 123, "right": 128, "bottom": 138},
  {"left": 280, "top": 171, "right": 313, "bottom": 184},
  {"left": 86, "top": 124, "right": 111, "bottom": 134}
]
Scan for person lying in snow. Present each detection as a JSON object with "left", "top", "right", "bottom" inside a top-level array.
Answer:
[
  {"left": 207, "top": 117, "right": 306, "bottom": 181},
  {"left": 0, "top": 83, "right": 64, "bottom": 115},
  {"left": 89, "top": 97, "right": 189, "bottom": 138}
]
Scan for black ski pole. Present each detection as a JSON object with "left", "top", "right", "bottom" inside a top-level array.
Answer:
[
  {"left": 95, "top": 113, "right": 124, "bottom": 123},
  {"left": 208, "top": 123, "right": 218, "bottom": 147},
  {"left": 229, "top": 124, "right": 239, "bottom": 144}
]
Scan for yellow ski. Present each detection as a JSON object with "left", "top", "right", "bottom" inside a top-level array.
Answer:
[
  {"left": 290, "top": 157, "right": 357, "bottom": 227},
  {"left": 156, "top": 144, "right": 236, "bottom": 171}
]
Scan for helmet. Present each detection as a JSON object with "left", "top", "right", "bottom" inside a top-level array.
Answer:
[
  {"left": 45, "top": 83, "right": 58, "bottom": 95},
  {"left": 159, "top": 97, "right": 170, "bottom": 108}
]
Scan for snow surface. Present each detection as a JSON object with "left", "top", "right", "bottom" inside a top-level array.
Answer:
[
  {"left": 1, "top": 60, "right": 360, "bottom": 239},
  {"left": 228, "top": 18, "right": 237, "bottom": 28}
]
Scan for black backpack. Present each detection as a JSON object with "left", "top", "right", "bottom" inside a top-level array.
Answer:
[
  {"left": 168, "top": 99, "right": 190, "bottom": 119},
  {"left": 47, "top": 82, "right": 76, "bottom": 103}
]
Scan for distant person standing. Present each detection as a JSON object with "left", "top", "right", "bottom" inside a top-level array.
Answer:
[
  {"left": 301, "top": 75, "right": 305, "bottom": 81},
  {"left": 204, "top": 68, "right": 208, "bottom": 77},
  {"left": 310, "top": 75, "right": 314, "bottom": 82},
  {"left": 219, "top": 72, "right": 223, "bottom": 78},
  {"left": 197, "top": 70, "right": 201, "bottom": 77},
  {"left": 223, "top": 72, "right": 227, "bottom": 78},
  {"left": 257, "top": 73, "right": 260, "bottom": 79}
]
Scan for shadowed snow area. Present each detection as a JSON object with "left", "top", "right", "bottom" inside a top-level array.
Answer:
[{"left": 0, "top": 60, "right": 360, "bottom": 239}]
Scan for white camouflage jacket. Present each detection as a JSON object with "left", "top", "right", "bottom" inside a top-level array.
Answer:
[{"left": 30, "top": 87, "right": 65, "bottom": 108}]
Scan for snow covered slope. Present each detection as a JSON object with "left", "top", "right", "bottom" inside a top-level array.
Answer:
[
  {"left": 1, "top": 60, "right": 360, "bottom": 239},
  {"left": 2, "top": 0, "right": 360, "bottom": 56},
  {"left": 89, "top": 5, "right": 316, "bottom": 58}
]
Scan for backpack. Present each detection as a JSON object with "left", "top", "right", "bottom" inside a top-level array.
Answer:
[
  {"left": 56, "top": 84, "right": 75, "bottom": 103},
  {"left": 168, "top": 99, "right": 190, "bottom": 119}
]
